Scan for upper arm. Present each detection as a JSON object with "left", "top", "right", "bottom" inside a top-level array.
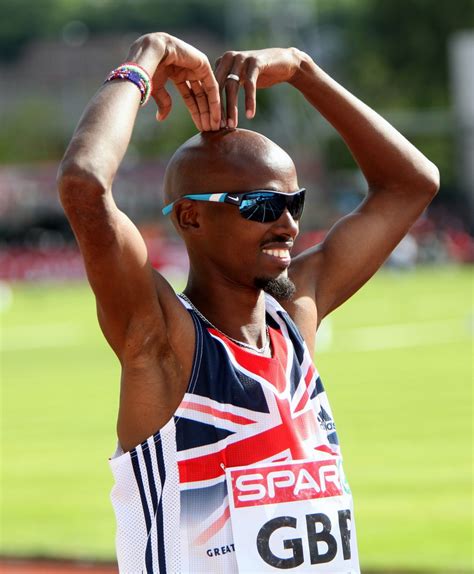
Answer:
[
  {"left": 291, "top": 182, "right": 438, "bottom": 322},
  {"left": 58, "top": 172, "right": 189, "bottom": 358}
]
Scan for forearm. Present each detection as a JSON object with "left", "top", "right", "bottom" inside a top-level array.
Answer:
[
  {"left": 58, "top": 36, "right": 165, "bottom": 191},
  {"left": 290, "top": 51, "right": 439, "bottom": 193},
  {"left": 58, "top": 84, "right": 141, "bottom": 192}
]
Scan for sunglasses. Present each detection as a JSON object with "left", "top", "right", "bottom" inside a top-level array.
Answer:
[{"left": 162, "top": 188, "right": 306, "bottom": 223}]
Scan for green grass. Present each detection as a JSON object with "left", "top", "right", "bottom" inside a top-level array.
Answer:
[{"left": 1, "top": 266, "right": 472, "bottom": 571}]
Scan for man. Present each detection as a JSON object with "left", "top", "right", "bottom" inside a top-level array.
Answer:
[{"left": 58, "top": 32, "right": 438, "bottom": 573}]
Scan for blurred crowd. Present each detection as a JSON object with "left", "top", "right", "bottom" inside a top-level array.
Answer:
[
  {"left": 0, "top": 0, "right": 472, "bottom": 281},
  {"left": 0, "top": 161, "right": 472, "bottom": 282}
]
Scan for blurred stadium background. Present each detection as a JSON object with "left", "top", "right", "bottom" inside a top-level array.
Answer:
[{"left": 0, "top": 0, "right": 473, "bottom": 572}]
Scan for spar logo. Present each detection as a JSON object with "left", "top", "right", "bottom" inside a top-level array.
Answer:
[{"left": 231, "top": 459, "right": 342, "bottom": 508}]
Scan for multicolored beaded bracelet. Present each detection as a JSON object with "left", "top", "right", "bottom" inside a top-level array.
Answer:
[{"left": 105, "top": 62, "right": 152, "bottom": 106}]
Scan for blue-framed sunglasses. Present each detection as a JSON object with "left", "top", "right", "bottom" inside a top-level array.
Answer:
[{"left": 162, "top": 188, "right": 306, "bottom": 223}]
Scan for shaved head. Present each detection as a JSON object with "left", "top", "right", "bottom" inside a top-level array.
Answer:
[
  {"left": 163, "top": 129, "right": 297, "bottom": 205},
  {"left": 161, "top": 129, "right": 301, "bottom": 302}
]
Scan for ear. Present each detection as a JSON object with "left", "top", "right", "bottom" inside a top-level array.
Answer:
[{"left": 174, "top": 200, "right": 201, "bottom": 232}]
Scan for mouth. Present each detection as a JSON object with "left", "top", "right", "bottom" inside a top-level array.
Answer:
[
  {"left": 261, "top": 243, "right": 293, "bottom": 266},
  {"left": 262, "top": 247, "right": 291, "bottom": 259}
]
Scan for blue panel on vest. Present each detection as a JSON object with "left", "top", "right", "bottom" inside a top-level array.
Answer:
[
  {"left": 190, "top": 327, "right": 271, "bottom": 414},
  {"left": 277, "top": 310, "right": 305, "bottom": 364},
  {"left": 176, "top": 418, "right": 235, "bottom": 451},
  {"left": 310, "top": 376, "right": 325, "bottom": 399},
  {"left": 328, "top": 431, "right": 340, "bottom": 445}
]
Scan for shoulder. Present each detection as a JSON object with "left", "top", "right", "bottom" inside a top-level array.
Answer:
[{"left": 275, "top": 289, "right": 318, "bottom": 352}]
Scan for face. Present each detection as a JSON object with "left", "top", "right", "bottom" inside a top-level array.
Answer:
[
  {"left": 168, "top": 129, "right": 302, "bottom": 297},
  {"left": 189, "top": 164, "right": 301, "bottom": 295}
]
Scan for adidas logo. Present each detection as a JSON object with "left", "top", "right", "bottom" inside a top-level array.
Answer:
[{"left": 317, "top": 406, "right": 336, "bottom": 432}]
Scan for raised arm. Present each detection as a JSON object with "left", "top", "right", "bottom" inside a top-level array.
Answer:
[
  {"left": 58, "top": 33, "right": 220, "bottom": 449},
  {"left": 215, "top": 49, "right": 439, "bottom": 326},
  {"left": 58, "top": 32, "right": 220, "bottom": 355},
  {"left": 287, "top": 51, "right": 439, "bottom": 321}
]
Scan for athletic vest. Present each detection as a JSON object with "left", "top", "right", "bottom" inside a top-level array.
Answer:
[{"left": 109, "top": 294, "right": 358, "bottom": 573}]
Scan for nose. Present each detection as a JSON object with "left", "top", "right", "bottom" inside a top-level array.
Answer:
[{"left": 272, "top": 208, "right": 299, "bottom": 239}]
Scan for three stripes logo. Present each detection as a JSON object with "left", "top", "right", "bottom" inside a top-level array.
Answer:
[{"left": 317, "top": 406, "right": 336, "bottom": 433}]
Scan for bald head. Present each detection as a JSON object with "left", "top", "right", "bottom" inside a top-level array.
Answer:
[{"left": 163, "top": 129, "right": 297, "bottom": 204}]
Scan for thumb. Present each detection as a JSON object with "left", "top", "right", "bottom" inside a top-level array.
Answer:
[{"left": 152, "top": 84, "right": 173, "bottom": 121}]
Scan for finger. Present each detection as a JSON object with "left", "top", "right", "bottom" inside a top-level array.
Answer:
[
  {"left": 243, "top": 58, "right": 258, "bottom": 119},
  {"left": 196, "top": 68, "right": 222, "bottom": 131},
  {"left": 225, "top": 58, "right": 245, "bottom": 128},
  {"left": 190, "top": 80, "right": 211, "bottom": 132},
  {"left": 214, "top": 52, "right": 235, "bottom": 90},
  {"left": 174, "top": 79, "right": 203, "bottom": 132},
  {"left": 220, "top": 97, "right": 226, "bottom": 129},
  {"left": 152, "top": 84, "right": 173, "bottom": 122},
  {"left": 214, "top": 52, "right": 234, "bottom": 127},
  {"left": 215, "top": 63, "right": 226, "bottom": 128},
  {"left": 184, "top": 53, "right": 221, "bottom": 131},
  {"left": 162, "top": 38, "right": 221, "bottom": 130}
]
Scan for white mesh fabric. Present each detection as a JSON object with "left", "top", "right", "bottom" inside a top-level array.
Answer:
[
  {"left": 110, "top": 452, "right": 149, "bottom": 572},
  {"left": 110, "top": 419, "right": 183, "bottom": 573},
  {"left": 159, "top": 419, "right": 182, "bottom": 573}
]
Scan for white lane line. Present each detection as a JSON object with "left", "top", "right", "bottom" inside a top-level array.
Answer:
[
  {"left": 0, "top": 323, "right": 87, "bottom": 351},
  {"left": 319, "top": 318, "right": 472, "bottom": 353},
  {"left": 1, "top": 318, "right": 471, "bottom": 353}
]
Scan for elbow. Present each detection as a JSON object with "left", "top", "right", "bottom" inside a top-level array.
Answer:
[
  {"left": 57, "top": 159, "right": 109, "bottom": 213},
  {"left": 404, "top": 160, "right": 440, "bottom": 207},
  {"left": 422, "top": 161, "right": 440, "bottom": 199}
]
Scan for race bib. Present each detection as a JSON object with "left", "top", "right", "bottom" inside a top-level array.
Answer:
[{"left": 226, "top": 457, "right": 360, "bottom": 573}]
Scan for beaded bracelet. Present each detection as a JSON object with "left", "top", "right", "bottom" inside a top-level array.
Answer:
[{"left": 104, "top": 62, "right": 152, "bottom": 106}]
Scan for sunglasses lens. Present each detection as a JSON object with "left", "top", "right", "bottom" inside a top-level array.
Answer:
[
  {"left": 288, "top": 189, "right": 305, "bottom": 220},
  {"left": 239, "top": 192, "right": 285, "bottom": 222},
  {"left": 239, "top": 191, "right": 305, "bottom": 223}
]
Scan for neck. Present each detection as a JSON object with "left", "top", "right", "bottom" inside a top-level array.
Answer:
[{"left": 184, "top": 273, "right": 268, "bottom": 349}]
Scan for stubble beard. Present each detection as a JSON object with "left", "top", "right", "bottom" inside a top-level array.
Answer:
[{"left": 254, "top": 275, "right": 296, "bottom": 301}]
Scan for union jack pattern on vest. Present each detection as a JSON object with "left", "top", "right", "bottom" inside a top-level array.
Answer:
[{"left": 110, "top": 294, "right": 343, "bottom": 573}]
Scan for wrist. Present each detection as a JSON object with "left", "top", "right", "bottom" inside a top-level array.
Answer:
[
  {"left": 126, "top": 33, "right": 168, "bottom": 77},
  {"left": 288, "top": 48, "right": 319, "bottom": 88}
]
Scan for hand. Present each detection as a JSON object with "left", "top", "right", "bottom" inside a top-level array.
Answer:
[
  {"left": 214, "top": 48, "right": 304, "bottom": 128},
  {"left": 127, "top": 33, "right": 221, "bottom": 132}
]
